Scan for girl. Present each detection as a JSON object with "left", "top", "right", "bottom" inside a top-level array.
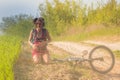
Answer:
[{"left": 28, "top": 17, "right": 51, "bottom": 64}]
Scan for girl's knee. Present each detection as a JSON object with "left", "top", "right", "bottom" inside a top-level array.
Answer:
[
  {"left": 42, "top": 53, "right": 49, "bottom": 63},
  {"left": 33, "top": 55, "right": 39, "bottom": 63}
]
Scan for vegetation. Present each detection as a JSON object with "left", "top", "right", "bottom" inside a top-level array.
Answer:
[
  {"left": 0, "top": 0, "right": 119, "bottom": 40},
  {"left": 0, "top": 35, "right": 21, "bottom": 80},
  {"left": 39, "top": 0, "right": 120, "bottom": 39},
  {"left": 114, "top": 50, "right": 120, "bottom": 58},
  {"left": 0, "top": 14, "right": 33, "bottom": 39},
  {"left": 54, "top": 26, "right": 120, "bottom": 41}
]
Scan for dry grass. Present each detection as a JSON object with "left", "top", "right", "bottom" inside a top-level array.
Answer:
[{"left": 54, "top": 24, "right": 120, "bottom": 42}]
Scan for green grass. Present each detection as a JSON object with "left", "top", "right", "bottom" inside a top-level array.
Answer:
[
  {"left": 114, "top": 50, "right": 120, "bottom": 59},
  {"left": 0, "top": 35, "right": 21, "bottom": 80},
  {"left": 89, "top": 27, "right": 120, "bottom": 37},
  {"left": 53, "top": 26, "right": 120, "bottom": 42}
]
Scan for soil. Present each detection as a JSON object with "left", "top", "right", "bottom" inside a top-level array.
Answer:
[{"left": 13, "top": 41, "right": 120, "bottom": 80}]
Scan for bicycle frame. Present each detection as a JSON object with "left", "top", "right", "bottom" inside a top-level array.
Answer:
[{"left": 53, "top": 57, "right": 103, "bottom": 63}]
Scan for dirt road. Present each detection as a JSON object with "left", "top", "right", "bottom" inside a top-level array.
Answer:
[
  {"left": 83, "top": 40, "right": 120, "bottom": 51},
  {"left": 14, "top": 41, "right": 120, "bottom": 80},
  {"left": 51, "top": 41, "right": 120, "bottom": 80}
]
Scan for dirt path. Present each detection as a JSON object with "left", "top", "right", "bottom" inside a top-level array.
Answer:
[
  {"left": 83, "top": 40, "right": 120, "bottom": 51},
  {"left": 14, "top": 41, "right": 120, "bottom": 80},
  {"left": 50, "top": 41, "right": 120, "bottom": 80}
]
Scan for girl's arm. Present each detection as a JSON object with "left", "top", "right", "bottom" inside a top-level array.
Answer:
[
  {"left": 28, "top": 30, "right": 33, "bottom": 46},
  {"left": 46, "top": 30, "right": 51, "bottom": 43}
]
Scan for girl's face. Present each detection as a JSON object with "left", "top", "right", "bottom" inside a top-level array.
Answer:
[{"left": 35, "top": 20, "right": 42, "bottom": 31}]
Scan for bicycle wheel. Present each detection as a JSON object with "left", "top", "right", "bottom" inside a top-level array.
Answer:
[{"left": 89, "top": 45, "right": 115, "bottom": 74}]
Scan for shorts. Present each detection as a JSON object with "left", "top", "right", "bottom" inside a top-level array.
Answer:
[{"left": 32, "top": 42, "right": 48, "bottom": 57}]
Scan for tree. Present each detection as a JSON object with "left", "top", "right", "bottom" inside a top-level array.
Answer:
[{"left": 1, "top": 14, "right": 33, "bottom": 38}]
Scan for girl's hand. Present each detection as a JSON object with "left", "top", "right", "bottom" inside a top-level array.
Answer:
[
  {"left": 39, "top": 41, "right": 47, "bottom": 47},
  {"left": 32, "top": 43, "right": 39, "bottom": 49},
  {"left": 32, "top": 44, "right": 36, "bottom": 49},
  {"left": 43, "top": 41, "right": 48, "bottom": 45}
]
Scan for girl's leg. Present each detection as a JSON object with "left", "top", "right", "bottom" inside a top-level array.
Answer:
[
  {"left": 42, "top": 52, "right": 49, "bottom": 64},
  {"left": 33, "top": 55, "right": 39, "bottom": 64},
  {"left": 32, "top": 43, "right": 39, "bottom": 64}
]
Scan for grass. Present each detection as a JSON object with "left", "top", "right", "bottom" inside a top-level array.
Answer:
[
  {"left": 53, "top": 25, "right": 120, "bottom": 42},
  {"left": 114, "top": 50, "right": 120, "bottom": 59},
  {"left": 0, "top": 35, "right": 21, "bottom": 80},
  {"left": 88, "top": 26, "right": 120, "bottom": 37}
]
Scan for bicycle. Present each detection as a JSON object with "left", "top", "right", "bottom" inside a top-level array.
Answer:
[{"left": 52, "top": 45, "right": 115, "bottom": 74}]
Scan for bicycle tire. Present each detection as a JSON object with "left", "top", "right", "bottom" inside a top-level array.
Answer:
[{"left": 89, "top": 45, "right": 115, "bottom": 74}]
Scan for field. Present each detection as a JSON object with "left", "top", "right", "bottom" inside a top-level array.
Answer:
[{"left": 0, "top": 35, "right": 21, "bottom": 80}]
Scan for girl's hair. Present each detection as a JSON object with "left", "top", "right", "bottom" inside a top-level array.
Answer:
[
  {"left": 33, "top": 18, "right": 38, "bottom": 24},
  {"left": 33, "top": 17, "right": 45, "bottom": 27},
  {"left": 38, "top": 17, "right": 45, "bottom": 27}
]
